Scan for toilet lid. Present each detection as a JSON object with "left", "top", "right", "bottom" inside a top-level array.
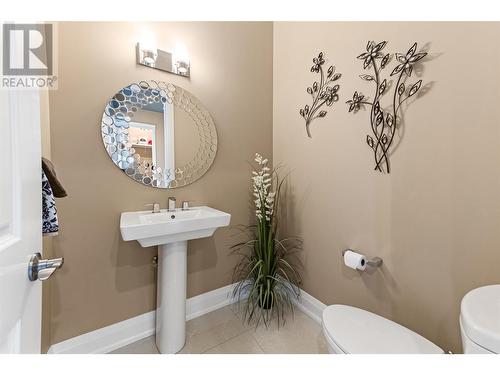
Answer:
[
  {"left": 322, "top": 305, "right": 443, "bottom": 354},
  {"left": 461, "top": 285, "right": 500, "bottom": 353}
]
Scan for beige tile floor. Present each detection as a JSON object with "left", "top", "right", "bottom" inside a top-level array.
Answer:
[{"left": 110, "top": 303, "right": 328, "bottom": 354}]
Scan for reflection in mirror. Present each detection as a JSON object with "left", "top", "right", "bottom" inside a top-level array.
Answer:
[
  {"left": 101, "top": 81, "right": 217, "bottom": 188},
  {"left": 129, "top": 123, "right": 157, "bottom": 167}
]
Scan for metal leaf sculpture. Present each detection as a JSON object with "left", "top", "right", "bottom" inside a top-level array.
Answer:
[
  {"left": 347, "top": 41, "right": 427, "bottom": 173},
  {"left": 300, "top": 52, "right": 341, "bottom": 138}
]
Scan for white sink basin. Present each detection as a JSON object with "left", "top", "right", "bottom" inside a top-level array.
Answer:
[
  {"left": 120, "top": 206, "right": 231, "bottom": 247},
  {"left": 119, "top": 205, "right": 230, "bottom": 354}
]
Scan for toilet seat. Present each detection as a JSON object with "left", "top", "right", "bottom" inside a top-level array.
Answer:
[{"left": 322, "top": 305, "right": 444, "bottom": 354}]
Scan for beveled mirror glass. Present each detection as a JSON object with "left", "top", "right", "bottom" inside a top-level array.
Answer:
[{"left": 101, "top": 80, "right": 217, "bottom": 188}]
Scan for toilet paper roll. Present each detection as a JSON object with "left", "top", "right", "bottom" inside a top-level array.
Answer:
[{"left": 344, "top": 250, "right": 367, "bottom": 271}]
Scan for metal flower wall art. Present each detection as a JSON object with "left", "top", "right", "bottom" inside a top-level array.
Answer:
[
  {"left": 300, "top": 52, "right": 342, "bottom": 138},
  {"left": 347, "top": 41, "right": 427, "bottom": 173}
]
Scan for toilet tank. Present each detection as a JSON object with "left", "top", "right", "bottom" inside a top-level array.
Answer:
[
  {"left": 460, "top": 285, "right": 500, "bottom": 354},
  {"left": 460, "top": 320, "right": 494, "bottom": 354}
]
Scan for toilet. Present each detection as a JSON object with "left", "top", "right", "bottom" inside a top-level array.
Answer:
[
  {"left": 460, "top": 284, "right": 500, "bottom": 354},
  {"left": 322, "top": 305, "right": 444, "bottom": 354}
]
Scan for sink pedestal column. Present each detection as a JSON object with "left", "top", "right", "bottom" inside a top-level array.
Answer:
[{"left": 155, "top": 240, "right": 187, "bottom": 354}]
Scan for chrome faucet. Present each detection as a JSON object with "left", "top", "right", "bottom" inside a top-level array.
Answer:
[
  {"left": 168, "top": 197, "right": 176, "bottom": 212},
  {"left": 145, "top": 202, "right": 161, "bottom": 213}
]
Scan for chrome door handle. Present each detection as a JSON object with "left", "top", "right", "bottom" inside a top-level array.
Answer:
[{"left": 28, "top": 252, "right": 64, "bottom": 281}]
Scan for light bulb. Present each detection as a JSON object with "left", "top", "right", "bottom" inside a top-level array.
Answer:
[
  {"left": 139, "top": 30, "right": 157, "bottom": 53},
  {"left": 173, "top": 42, "right": 189, "bottom": 64},
  {"left": 137, "top": 30, "right": 158, "bottom": 66},
  {"left": 173, "top": 42, "right": 190, "bottom": 74}
]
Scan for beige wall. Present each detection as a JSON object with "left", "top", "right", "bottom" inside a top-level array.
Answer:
[
  {"left": 273, "top": 22, "right": 500, "bottom": 353},
  {"left": 48, "top": 22, "right": 273, "bottom": 345}
]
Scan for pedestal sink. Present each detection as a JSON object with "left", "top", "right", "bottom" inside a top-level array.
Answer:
[{"left": 120, "top": 206, "right": 231, "bottom": 353}]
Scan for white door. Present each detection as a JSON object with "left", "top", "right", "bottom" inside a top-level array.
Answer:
[{"left": 0, "top": 83, "right": 43, "bottom": 351}]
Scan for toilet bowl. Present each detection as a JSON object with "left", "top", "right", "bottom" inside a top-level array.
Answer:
[
  {"left": 322, "top": 305, "right": 444, "bottom": 354},
  {"left": 460, "top": 284, "right": 500, "bottom": 354}
]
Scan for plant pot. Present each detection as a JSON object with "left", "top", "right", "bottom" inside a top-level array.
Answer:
[{"left": 258, "top": 295, "right": 274, "bottom": 310}]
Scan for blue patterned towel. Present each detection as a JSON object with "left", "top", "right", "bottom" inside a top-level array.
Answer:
[{"left": 42, "top": 170, "right": 59, "bottom": 236}]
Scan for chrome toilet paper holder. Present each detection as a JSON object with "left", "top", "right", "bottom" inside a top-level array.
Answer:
[{"left": 341, "top": 249, "right": 383, "bottom": 268}]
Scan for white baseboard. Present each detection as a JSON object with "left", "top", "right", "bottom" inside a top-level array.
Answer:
[
  {"left": 186, "top": 282, "right": 240, "bottom": 321},
  {"left": 47, "top": 310, "right": 156, "bottom": 354},
  {"left": 294, "top": 289, "right": 327, "bottom": 324},
  {"left": 47, "top": 282, "right": 241, "bottom": 354},
  {"left": 47, "top": 282, "right": 325, "bottom": 354}
]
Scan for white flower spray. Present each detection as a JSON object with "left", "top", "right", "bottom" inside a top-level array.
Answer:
[
  {"left": 252, "top": 153, "right": 275, "bottom": 222},
  {"left": 231, "top": 153, "right": 301, "bottom": 325}
]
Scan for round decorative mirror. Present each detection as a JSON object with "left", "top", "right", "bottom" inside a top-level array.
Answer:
[{"left": 101, "top": 80, "right": 217, "bottom": 188}]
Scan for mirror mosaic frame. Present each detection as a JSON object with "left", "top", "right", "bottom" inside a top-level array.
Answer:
[{"left": 101, "top": 80, "right": 218, "bottom": 188}]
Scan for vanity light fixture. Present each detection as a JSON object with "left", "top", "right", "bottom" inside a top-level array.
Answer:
[{"left": 136, "top": 41, "right": 190, "bottom": 78}]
